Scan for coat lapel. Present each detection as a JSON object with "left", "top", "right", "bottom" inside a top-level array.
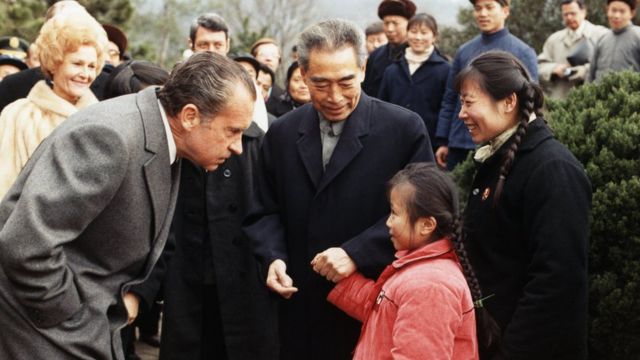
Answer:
[
  {"left": 296, "top": 107, "right": 323, "bottom": 189},
  {"left": 137, "top": 87, "right": 172, "bottom": 241},
  {"left": 316, "top": 94, "right": 371, "bottom": 194}
]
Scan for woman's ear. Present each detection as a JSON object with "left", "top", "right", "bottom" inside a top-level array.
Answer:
[{"left": 502, "top": 92, "right": 518, "bottom": 114}]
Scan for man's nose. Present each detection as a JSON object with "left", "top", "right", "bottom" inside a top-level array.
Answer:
[{"left": 229, "top": 138, "right": 243, "bottom": 155}]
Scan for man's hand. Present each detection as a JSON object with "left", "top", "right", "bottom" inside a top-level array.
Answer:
[
  {"left": 123, "top": 292, "right": 140, "bottom": 325},
  {"left": 266, "top": 259, "right": 298, "bottom": 299},
  {"left": 568, "top": 65, "right": 588, "bottom": 82},
  {"left": 553, "top": 64, "right": 569, "bottom": 78},
  {"left": 311, "top": 247, "right": 356, "bottom": 283},
  {"left": 435, "top": 146, "right": 449, "bottom": 168}
]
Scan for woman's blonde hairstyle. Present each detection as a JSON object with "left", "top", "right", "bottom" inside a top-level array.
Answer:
[{"left": 36, "top": 9, "right": 108, "bottom": 79}]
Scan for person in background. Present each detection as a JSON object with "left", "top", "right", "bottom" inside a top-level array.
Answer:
[
  {"left": 268, "top": 61, "right": 311, "bottom": 117},
  {"left": 102, "top": 60, "right": 170, "bottom": 360},
  {"left": 0, "top": 1, "right": 112, "bottom": 111},
  {"left": 457, "top": 51, "right": 591, "bottom": 359},
  {"left": 435, "top": 0, "right": 537, "bottom": 171},
  {"left": 244, "top": 19, "right": 433, "bottom": 360},
  {"left": 537, "top": 0, "right": 607, "bottom": 98},
  {"left": 0, "top": 54, "right": 28, "bottom": 81},
  {"left": 0, "top": 36, "right": 29, "bottom": 79},
  {"left": 362, "top": 0, "right": 416, "bottom": 97},
  {"left": 234, "top": 54, "right": 261, "bottom": 80},
  {"left": 251, "top": 37, "right": 282, "bottom": 74},
  {"left": 0, "top": 9, "right": 108, "bottom": 197},
  {"left": 365, "top": 21, "right": 388, "bottom": 54},
  {"left": 589, "top": 0, "right": 640, "bottom": 82},
  {"left": 326, "top": 163, "right": 484, "bottom": 360},
  {"left": 257, "top": 62, "right": 275, "bottom": 102},
  {"left": 378, "top": 13, "right": 450, "bottom": 153},
  {"left": 103, "top": 24, "right": 128, "bottom": 67},
  {"left": 290, "top": 44, "right": 299, "bottom": 61}
]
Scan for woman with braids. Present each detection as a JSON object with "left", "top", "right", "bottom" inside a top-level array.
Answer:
[
  {"left": 456, "top": 51, "right": 591, "bottom": 359},
  {"left": 319, "top": 162, "right": 490, "bottom": 359}
]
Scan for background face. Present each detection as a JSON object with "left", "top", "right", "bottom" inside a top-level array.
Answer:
[
  {"left": 192, "top": 27, "right": 229, "bottom": 55},
  {"left": 562, "top": 1, "right": 587, "bottom": 30},
  {"left": 407, "top": 23, "right": 436, "bottom": 53},
  {"left": 473, "top": 0, "right": 509, "bottom": 34},
  {"left": 607, "top": 1, "right": 635, "bottom": 31},
  {"left": 383, "top": 15, "right": 409, "bottom": 44}
]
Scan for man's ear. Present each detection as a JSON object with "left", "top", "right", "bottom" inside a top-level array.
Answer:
[
  {"left": 179, "top": 104, "right": 200, "bottom": 131},
  {"left": 188, "top": 37, "right": 194, "bottom": 51}
]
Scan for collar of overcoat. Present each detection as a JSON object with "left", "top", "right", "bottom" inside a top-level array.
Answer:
[
  {"left": 296, "top": 93, "right": 372, "bottom": 194},
  {"left": 136, "top": 86, "right": 177, "bottom": 241}
]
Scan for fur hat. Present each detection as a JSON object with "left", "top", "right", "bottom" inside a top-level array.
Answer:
[
  {"left": 469, "top": 0, "right": 511, "bottom": 6},
  {"left": 378, "top": 0, "right": 417, "bottom": 20},
  {"left": 607, "top": 0, "right": 637, "bottom": 10}
]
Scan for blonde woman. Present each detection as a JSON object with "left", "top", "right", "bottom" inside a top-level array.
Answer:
[{"left": 0, "top": 9, "right": 107, "bottom": 197}]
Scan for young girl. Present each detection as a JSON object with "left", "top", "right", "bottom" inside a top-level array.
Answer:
[
  {"left": 456, "top": 51, "right": 591, "bottom": 358},
  {"left": 378, "top": 13, "right": 450, "bottom": 151},
  {"left": 323, "top": 163, "right": 495, "bottom": 359}
]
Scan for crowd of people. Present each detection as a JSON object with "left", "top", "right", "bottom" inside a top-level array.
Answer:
[{"left": 1, "top": 0, "right": 634, "bottom": 359}]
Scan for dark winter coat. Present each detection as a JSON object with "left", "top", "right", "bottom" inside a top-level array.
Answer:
[
  {"left": 134, "top": 122, "right": 278, "bottom": 360},
  {"left": 267, "top": 92, "right": 305, "bottom": 118},
  {"left": 378, "top": 48, "right": 450, "bottom": 144},
  {"left": 362, "top": 43, "right": 405, "bottom": 98},
  {"left": 463, "top": 118, "right": 591, "bottom": 359},
  {"left": 244, "top": 93, "right": 434, "bottom": 360}
]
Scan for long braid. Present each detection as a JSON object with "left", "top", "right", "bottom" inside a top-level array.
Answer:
[
  {"left": 493, "top": 81, "right": 539, "bottom": 206},
  {"left": 449, "top": 216, "right": 502, "bottom": 356}
]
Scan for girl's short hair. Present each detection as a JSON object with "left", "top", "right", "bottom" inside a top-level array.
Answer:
[
  {"left": 35, "top": 9, "right": 108, "bottom": 79},
  {"left": 407, "top": 13, "right": 439, "bottom": 37}
]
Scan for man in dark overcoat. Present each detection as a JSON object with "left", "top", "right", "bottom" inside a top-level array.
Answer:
[
  {"left": 0, "top": 52, "right": 256, "bottom": 360},
  {"left": 133, "top": 121, "right": 278, "bottom": 360},
  {"left": 244, "top": 19, "right": 434, "bottom": 360}
]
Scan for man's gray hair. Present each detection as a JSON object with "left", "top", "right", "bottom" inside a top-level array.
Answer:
[
  {"left": 297, "top": 19, "right": 367, "bottom": 71},
  {"left": 158, "top": 52, "right": 256, "bottom": 121}
]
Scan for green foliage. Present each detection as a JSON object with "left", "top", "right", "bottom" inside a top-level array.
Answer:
[
  {"left": 0, "top": 0, "right": 47, "bottom": 42},
  {"left": 229, "top": 16, "right": 268, "bottom": 57},
  {"left": 455, "top": 71, "right": 640, "bottom": 358},
  {"left": 546, "top": 72, "right": 640, "bottom": 358}
]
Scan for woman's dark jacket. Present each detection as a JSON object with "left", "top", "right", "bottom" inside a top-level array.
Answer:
[
  {"left": 463, "top": 118, "right": 591, "bottom": 359},
  {"left": 378, "top": 47, "right": 450, "bottom": 143}
]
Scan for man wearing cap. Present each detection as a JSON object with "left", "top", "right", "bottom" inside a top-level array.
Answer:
[
  {"left": 589, "top": 0, "right": 640, "bottom": 82},
  {"left": 361, "top": 0, "right": 416, "bottom": 98},
  {"left": 538, "top": 0, "right": 607, "bottom": 98},
  {"left": 103, "top": 24, "right": 128, "bottom": 66},
  {"left": 0, "top": 36, "right": 29, "bottom": 80},
  {"left": 129, "top": 12, "right": 278, "bottom": 360},
  {"left": 435, "top": 0, "right": 538, "bottom": 170}
]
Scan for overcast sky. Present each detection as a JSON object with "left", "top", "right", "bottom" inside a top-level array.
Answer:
[{"left": 317, "top": 0, "right": 469, "bottom": 28}]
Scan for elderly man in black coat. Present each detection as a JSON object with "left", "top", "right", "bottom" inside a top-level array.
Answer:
[{"left": 244, "top": 19, "right": 434, "bottom": 360}]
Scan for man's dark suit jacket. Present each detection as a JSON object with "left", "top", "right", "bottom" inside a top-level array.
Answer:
[{"left": 244, "top": 93, "right": 434, "bottom": 360}]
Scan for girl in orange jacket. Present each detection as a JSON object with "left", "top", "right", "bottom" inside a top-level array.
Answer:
[{"left": 319, "top": 163, "right": 498, "bottom": 359}]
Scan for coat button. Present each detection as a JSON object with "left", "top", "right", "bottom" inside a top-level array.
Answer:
[
  {"left": 223, "top": 169, "right": 232, "bottom": 178},
  {"left": 472, "top": 188, "right": 480, "bottom": 196}
]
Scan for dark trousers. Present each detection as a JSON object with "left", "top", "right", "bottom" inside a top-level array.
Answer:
[{"left": 160, "top": 282, "right": 227, "bottom": 360}]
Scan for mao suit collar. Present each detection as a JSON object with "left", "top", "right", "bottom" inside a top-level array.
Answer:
[{"left": 296, "top": 93, "right": 372, "bottom": 194}]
